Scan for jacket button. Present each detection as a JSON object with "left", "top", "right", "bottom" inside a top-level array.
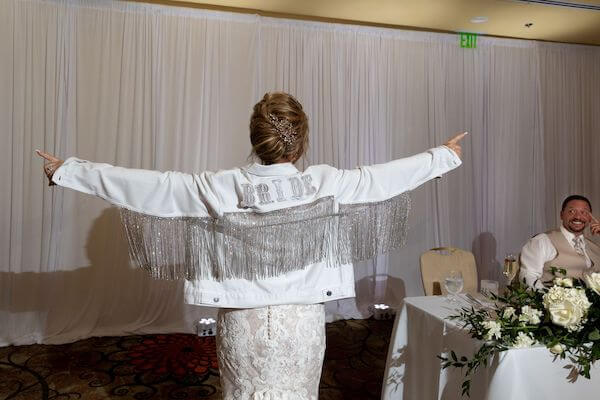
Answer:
[
  {"left": 326, "top": 290, "right": 332, "bottom": 296},
  {"left": 213, "top": 297, "right": 219, "bottom": 303}
]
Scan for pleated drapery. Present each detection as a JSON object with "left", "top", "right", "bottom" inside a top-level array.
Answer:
[{"left": 1, "top": 0, "right": 600, "bottom": 345}]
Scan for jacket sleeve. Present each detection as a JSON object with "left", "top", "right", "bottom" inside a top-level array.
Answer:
[
  {"left": 52, "top": 157, "right": 215, "bottom": 217},
  {"left": 333, "top": 146, "right": 461, "bottom": 204}
]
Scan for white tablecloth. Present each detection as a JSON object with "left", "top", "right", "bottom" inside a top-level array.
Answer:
[{"left": 382, "top": 296, "right": 600, "bottom": 400}]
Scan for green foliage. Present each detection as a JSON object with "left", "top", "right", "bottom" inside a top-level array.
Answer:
[{"left": 440, "top": 276, "right": 600, "bottom": 397}]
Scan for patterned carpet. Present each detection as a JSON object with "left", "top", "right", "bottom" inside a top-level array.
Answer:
[{"left": 0, "top": 318, "right": 392, "bottom": 400}]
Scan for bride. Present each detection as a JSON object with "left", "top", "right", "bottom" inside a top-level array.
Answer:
[{"left": 38, "top": 91, "right": 466, "bottom": 399}]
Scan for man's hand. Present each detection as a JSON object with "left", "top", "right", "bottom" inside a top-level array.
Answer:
[
  {"left": 444, "top": 132, "right": 468, "bottom": 159},
  {"left": 590, "top": 212, "right": 600, "bottom": 235},
  {"left": 36, "top": 150, "right": 64, "bottom": 186}
]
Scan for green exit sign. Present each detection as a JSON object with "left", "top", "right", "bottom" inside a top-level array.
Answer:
[{"left": 459, "top": 32, "right": 478, "bottom": 48}]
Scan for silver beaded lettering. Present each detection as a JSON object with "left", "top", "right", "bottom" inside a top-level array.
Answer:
[
  {"left": 288, "top": 177, "right": 304, "bottom": 200},
  {"left": 271, "top": 179, "right": 287, "bottom": 202},
  {"left": 301, "top": 174, "right": 317, "bottom": 196},
  {"left": 240, "top": 184, "right": 255, "bottom": 208},
  {"left": 255, "top": 183, "right": 274, "bottom": 205}
]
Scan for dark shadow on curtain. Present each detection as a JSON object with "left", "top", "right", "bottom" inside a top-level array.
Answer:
[
  {"left": 0, "top": 207, "right": 186, "bottom": 344},
  {"left": 472, "top": 232, "right": 502, "bottom": 283}
]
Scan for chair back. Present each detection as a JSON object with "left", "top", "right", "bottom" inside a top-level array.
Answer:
[{"left": 420, "top": 247, "right": 478, "bottom": 295}]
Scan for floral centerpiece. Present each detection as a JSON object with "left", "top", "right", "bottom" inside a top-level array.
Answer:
[{"left": 439, "top": 269, "right": 600, "bottom": 397}]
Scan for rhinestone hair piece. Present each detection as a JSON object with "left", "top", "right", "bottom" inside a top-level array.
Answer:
[{"left": 268, "top": 113, "right": 297, "bottom": 148}]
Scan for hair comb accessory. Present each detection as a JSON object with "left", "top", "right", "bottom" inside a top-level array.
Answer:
[{"left": 268, "top": 113, "right": 297, "bottom": 148}]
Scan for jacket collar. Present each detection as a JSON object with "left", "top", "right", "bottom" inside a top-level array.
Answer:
[{"left": 242, "top": 162, "right": 299, "bottom": 177}]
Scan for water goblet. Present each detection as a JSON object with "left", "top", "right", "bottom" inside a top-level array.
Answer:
[{"left": 444, "top": 270, "right": 464, "bottom": 303}]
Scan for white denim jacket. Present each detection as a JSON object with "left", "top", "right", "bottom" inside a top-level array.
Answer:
[{"left": 53, "top": 146, "right": 461, "bottom": 308}]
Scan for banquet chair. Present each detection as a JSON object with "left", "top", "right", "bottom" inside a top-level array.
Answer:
[{"left": 420, "top": 247, "right": 478, "bottom": 295}]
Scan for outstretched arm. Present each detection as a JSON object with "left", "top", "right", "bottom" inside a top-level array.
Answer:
[
  {"left": 36, "top": 150, "right": 213, "bottom": 217},
  {"left": 333, "top": 132, "right": 467, "bottom": 204}
]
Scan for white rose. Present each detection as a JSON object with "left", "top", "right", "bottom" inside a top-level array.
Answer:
[
  {"left": 546, "top": 301, "right": 583, "bottom": 329},
  {"left": 543, "top": 287, "right": 591, "bottom": 331},
  {"left": 549, "top": 343, "right": 566, "bottom": 355},
  {"left": 512, "top": 331, "right": 535, "bottom": 348},
  {"left": 482, "top": 320, "right": 502, "bottom": 341},
  {"left": 584, "top": 272, "right": 600, "bottom": 295},
  {"left": 553, "top": 277, "right": 573, "bottom": 288},
  {"left": 503, "top": 307, "right": 516, "bottom": 320},
  {"left": 518, "top": 305, "right": 542, "bottom": 325}
]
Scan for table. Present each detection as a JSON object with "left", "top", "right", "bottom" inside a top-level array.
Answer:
[{"left": 381, "top": 295, "right": 600, "bottom": 400}]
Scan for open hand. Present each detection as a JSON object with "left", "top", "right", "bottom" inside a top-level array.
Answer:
[
  {"left": 36, "top": 150, "right": 64, "bottom": 186},
  {"left": 444, "top": 132, "right": 468, "bottom": 159}
]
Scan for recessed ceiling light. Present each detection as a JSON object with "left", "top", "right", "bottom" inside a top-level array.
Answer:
[{"left": 470, "top": 16, "right": 489, "bottom": 24}]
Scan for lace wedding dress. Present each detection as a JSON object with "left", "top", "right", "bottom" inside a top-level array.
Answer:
[{"left": 216, "top": 304, "right": 326, "bottom": 400}]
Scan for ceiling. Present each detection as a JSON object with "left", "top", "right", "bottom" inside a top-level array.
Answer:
[{"left": 147, "top": 0, "right": 600, "bottom": 46}]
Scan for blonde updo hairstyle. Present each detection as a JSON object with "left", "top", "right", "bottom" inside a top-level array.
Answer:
[{"left": 250, "top": 92, "right": 309, "bottom": 165}]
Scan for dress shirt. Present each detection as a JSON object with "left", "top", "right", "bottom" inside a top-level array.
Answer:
[{"left": 519, "top": 225, "right": 591, "bottom": 288}]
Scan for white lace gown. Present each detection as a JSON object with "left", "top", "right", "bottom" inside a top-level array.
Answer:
[{"left": 216, "top": 304, "right": 326, "bottom": 400}]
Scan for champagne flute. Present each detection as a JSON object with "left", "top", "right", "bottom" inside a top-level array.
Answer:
[
  {"left": 503, "top": 254, "right": 519, "bottom": 285},
  {"left": 444, "top": 270, "right": 464, "bottom": 303}
]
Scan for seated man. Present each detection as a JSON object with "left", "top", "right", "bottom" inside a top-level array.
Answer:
[{"left": 519, "top": 195, "right": 600, "bottom": 288}]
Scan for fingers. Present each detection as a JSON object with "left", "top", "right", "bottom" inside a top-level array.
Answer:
[
  {"left": 446, "top": 132, "right": 468, "bottom": 145},
  {"left": 36, "top": 150, "right": 63, "bottom": 187},
  {"left": 35, "top": 149, "right": 50, "bottom": 159},
  {"left": 36, "top": 149, "right": 63, "bottom": 170},
  {"left": 590, "top": 213, "right": 600, "bottom": 234},
  {"left": 36, "top": 149, "right": 60, "bottom": 162}
]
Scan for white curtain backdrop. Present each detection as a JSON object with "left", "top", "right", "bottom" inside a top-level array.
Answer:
[{"left": 2, "top": 0, "right": 599, "bottom": 345}]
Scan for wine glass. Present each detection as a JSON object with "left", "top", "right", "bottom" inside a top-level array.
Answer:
[
  {"left": 502, "top": 254, "right": 519, "bottom": 286},
  {"left": 444, "top": 270, "right": 464, "bottom": 303}
]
